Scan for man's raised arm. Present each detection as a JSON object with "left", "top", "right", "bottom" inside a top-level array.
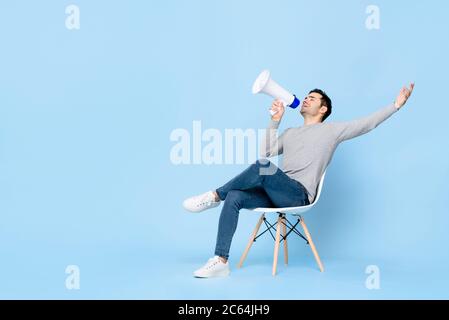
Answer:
[
  {"left": 331, "top": 83, "right": 415, "bottom": 143},
  {"left": 260, "top": 100, "right": 289, "bottom": 158}
]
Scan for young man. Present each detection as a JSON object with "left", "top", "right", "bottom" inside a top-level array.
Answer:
[{"left": 183, "top": 84, "right": 415, "bottom": 278}]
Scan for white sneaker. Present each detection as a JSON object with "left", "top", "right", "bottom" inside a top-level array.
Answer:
[
  {"left": 182, "top": 191, "right": 221, "bottom": 213},
  {"left": 193, "top": 256, "right": 230, "bottom": 278}
]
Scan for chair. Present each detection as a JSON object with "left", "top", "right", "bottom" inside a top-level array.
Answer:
[{"left": 238, "top": 170, "right": 327, "bottom": 276}]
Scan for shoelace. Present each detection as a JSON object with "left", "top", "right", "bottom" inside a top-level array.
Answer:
[
  {"left": 196, "top": 194, "right": 215, "bottom": 208},
  {"left": 205, "top": 258, "right": 220, "bottom": 269}
]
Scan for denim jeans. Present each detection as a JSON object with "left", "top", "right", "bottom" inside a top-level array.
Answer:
[{"left": 214, "top": 159, "right": 310, "bottom": 259}]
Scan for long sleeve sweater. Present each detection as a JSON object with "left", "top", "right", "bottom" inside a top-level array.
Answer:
[{"left": 261, "top": 103, "right": 399, "bottom": 203}]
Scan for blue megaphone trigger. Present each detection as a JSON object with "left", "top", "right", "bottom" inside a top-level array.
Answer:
[{"left": 289, "top": 95, "right": 300, "bottom": 109}]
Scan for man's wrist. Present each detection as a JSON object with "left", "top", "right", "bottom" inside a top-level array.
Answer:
[{"left": 394, "top": 101, "right": 401, "bottom": 110}]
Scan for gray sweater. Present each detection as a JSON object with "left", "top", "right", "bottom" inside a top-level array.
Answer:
[{"left": 261, "top": 103, "right": 398, "bottom": 203}]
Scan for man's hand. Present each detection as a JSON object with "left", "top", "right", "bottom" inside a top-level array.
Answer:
[
  {"left": 394, "top": 83, "right": 415, "bottom": 110},
  {"left": 270, "top": 99, "right": 285, "bottom": 121}
]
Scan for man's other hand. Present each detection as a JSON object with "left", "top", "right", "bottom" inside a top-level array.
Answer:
[{"left": 394, "top": 83, "right": 415, "bottom": 110}]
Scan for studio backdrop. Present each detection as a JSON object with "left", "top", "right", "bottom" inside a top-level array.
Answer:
[{"left": 1, "top": 0, "right": 448, "bottom": 299}]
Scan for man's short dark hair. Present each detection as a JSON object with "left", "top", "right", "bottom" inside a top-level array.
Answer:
[{"left": 309, "top": 89, "right": 332, "bottom": 122}]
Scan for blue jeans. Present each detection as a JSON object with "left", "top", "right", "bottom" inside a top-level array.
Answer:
[{"left": 214, "top": 159, "right": 310, "bottom": 259}]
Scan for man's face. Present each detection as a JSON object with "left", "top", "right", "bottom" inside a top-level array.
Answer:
[{"left": 300, "top": 92, "right": 327, "bottom": 119}]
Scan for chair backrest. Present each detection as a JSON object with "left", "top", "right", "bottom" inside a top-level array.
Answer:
[{"left": 311, "top": 169, "right": 327, "bottom": 205}]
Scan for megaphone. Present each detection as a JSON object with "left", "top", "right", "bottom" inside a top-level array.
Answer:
[{"left": 252, "top": 70, "right": 300, "bottom": 116}]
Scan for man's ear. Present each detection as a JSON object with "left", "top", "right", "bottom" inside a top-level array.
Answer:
[{"left": 320, "top": 106, "right": 328, "bottom": 115}]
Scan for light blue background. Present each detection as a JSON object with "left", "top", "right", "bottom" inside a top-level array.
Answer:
[{"left": 1, "top": 0, "right": 448, "bottom": 299}]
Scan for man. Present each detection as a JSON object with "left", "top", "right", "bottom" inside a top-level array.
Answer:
[{"left": 183, "top": 83, "right": 415, "bottom": 278}]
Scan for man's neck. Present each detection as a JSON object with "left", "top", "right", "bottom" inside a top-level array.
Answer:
[{"left": 303, "top": 117, "right": 322, "bottom": 126}]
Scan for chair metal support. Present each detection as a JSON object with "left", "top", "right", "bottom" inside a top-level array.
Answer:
[{"left": 238, "top": 213, "right": 324, "bottom": 275}]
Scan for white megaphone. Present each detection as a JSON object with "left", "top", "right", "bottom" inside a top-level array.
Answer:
[{"left": 252, "top": 70, "right": 300, "bottom": 116}]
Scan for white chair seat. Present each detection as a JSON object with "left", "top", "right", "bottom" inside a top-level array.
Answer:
[
  {"left": 251, "top": 170, "right": 326, "bottom": 216},
  {"left": 251, "top": 203, "right": 314, "bottom": 215}
]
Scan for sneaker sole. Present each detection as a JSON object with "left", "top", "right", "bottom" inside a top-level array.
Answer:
[
  {"left": 183, "top": 202, "right": 220, "bottom": 213},
  {"left": 193, "top": 269, "right": 230, "bottom": 278}
]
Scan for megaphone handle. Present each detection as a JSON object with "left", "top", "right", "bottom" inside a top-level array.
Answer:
[{"left": 269, "top": 100, "right": 287, "bottom": 115}]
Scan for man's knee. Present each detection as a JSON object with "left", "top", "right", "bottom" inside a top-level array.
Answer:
[
  {"left": 254, "top": 159, "right": 272, "bottom": 167},
  {"left": 225, "top": 190, "right": 245, "bottom": 204},
  {"left": 253, "top": 159, "right": 278, "bottom": 176}
]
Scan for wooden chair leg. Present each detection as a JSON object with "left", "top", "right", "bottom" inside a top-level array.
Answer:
[
  {"left": 238, "top": 214, "right": 265, "bottom": 268},
  {"left": 282, "top": 216, "right": 288, "bottom": 265},
  {"left": 272, "top": 215, "right": 283, "bottom": 276},
  {"left": 299, "top": 217, "right": 324, "bottom": 272}
]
